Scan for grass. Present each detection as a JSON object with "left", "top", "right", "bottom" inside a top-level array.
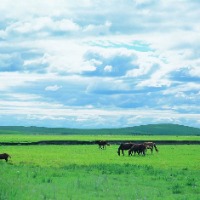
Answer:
[
  {"left": 0, "top": 145, "right": 199, "bottom": 169},
  {"left": 0, "top": 145, "right": 200, "bottom": 170},
  {"left": 0, "top": 141, "right": 199, "bottom": 199},
  {"left": 0, "top": 134, "right": 199, "bottom": 143},
  {"left": 0, "top": 162, "right": 199, "bottom": 199}
]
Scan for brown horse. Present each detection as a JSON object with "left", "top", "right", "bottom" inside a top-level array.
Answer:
[
  {"left": 0, "top": 153, "right": 11, "bottom": 162},
  {"left": 128, "top": 144, "right": 146, "bottom": 156},
  {"left": 95, "top": 140, "right": 110, "bottom": 149},
  {"left": 117, "top": 142, "right": 134, "bottom": 156},
  {"left": 143, "top": 142, "right": 158, "bottom": 153}
]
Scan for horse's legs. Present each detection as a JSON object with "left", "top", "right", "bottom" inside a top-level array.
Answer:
[
  {"left": 122, "top": 150, "right": 124, "bottom": 156},
  {"left": 117, "top": 148, "right": 121, "bottom": 156}
]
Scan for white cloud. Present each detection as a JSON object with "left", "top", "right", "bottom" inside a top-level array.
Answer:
[
  {"left": 137, "top": 78, "right": 171, "bottom": 88},
  {"left": 83, "top": 21, "right": 111, "bottom": 35},
  {"left": 0, "top": 0, "right": 70, "bottom": 20},
  {"left": 104, "top": 65, "right": 112, "bottom": 72},
  {"left": 189, "top": 65, "right": 200, "bottom": 77},
  {"left": 27, "top": 114, "right": 65, "bottom": 121},
  {"left": 1, "top": 17, "right": 80, "bottom": 39},
  {"left": 86, "top": 78, "right": 130, "bottom": 94},
  {"left": 163, "top": 83, "right": 200, "bottom": 95},
  {"left": 45, "top": 85, "right": 62, "bottom": 91},
  {"left": 4, "top": 93, "right": 42, "bottom": 101},
  {"left": 0, "top": 72, "right": 40, "bottom": 91}
]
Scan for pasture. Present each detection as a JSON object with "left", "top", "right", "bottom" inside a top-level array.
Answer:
[
  {"left": 0, "top": 134, "right": 200, "bottom": 143},
  {"left": 0, "top": 135, "right": 199, "bottom": 200}
]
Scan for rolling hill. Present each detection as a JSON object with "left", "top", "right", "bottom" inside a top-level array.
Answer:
[{"left": 0, "top": 124, "right": 199, "bottom": 135}]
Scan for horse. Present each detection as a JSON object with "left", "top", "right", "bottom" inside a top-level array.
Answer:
[
  {"left": 117, "top": 142, "right": 134, "bottom": 156},
  {"left": 143, "top": 142, "right": 159, "bottom": 153},
  {"left": 128, "top": 144, "right": 146, "bottom": 156},
  {"left": 0, "top": 153, "right": 11, "bottom": 162},
  {"left": 95, "top": 140, "right": 110, "bottom": 149}
]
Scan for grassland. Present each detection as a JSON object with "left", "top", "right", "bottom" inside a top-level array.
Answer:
[
  {"left": 0, "top": 141, "right": 199, "bottom": 200},
  {"left": 1, "top": 144, "right": 199, "bottom": 169},
  {"left": 0, "top": 134, "right": 200, "bottom": 143}
]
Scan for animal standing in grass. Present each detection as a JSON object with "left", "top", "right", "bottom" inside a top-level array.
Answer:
[
  {"left": 143, "top": 142, "right": 159, "bottom": 153},
  {"left": 128, "top": 144, "right": 146, "bottom": 156},
  {"left": 95, "top": 140, "right": 110, "bottom": 149},
  {"left": 117, "top": 142, "right": 134, "bottom": 156},
  {"left": 0, "top": 153, "right": 11, "bottom": 162}
]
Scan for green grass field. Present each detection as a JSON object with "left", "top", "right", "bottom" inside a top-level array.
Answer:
[
  {"left": 0, "top": 134, "right": 200, "bottom": 143},
  {"left": 0, "top": 137, "right": 199, "bottom": 200}
]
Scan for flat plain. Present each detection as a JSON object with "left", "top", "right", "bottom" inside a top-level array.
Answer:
[
  {"left": 0, "top": 134, "right": 200, "bottom": 142},
  {"left": 0, "top": 135, "right": 199, "bottom": 200}
]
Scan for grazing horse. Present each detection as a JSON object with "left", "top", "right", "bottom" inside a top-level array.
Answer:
[
  {"left": 117, "top": 142, "right": 134, "bottom": 156},
  {"left": 95, "top": 140, "right": 110, "bottom": 149},
  {"left": 0, "top": 153, "right": 11, "bottom": 162},
  {"left": 128, "top": 144, "right": 146, "bottom": 156},
  {"left": 143, "top": 142, "right": 159, "bottom": 153}
]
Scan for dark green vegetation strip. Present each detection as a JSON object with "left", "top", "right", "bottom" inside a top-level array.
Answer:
[{"left": 1, "top": 140, "right": 200, "bottom": 145}]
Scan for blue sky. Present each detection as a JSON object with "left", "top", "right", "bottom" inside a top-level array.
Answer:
[{"left": 0, "top": 0, "right": 200, "bottom": 128}]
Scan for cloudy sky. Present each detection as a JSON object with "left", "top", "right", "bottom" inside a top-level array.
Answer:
[{"left": 0, "top": 0, "right": 200, "bottom": 128}]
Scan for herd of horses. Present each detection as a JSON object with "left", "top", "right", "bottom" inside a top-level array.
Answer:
[
  {"left": 95, "top": 140, "right": 159, "bottom": 156},
  {"left": 0, "top": 141, "right": 158, "bottom": 163}
]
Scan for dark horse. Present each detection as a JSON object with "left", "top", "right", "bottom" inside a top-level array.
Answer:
[
  {"left": 95, "top": 140, "right": 110, "bottom": 149},
  {"left": 143, "top": 142, "right": 159, "bottom": 153},
  {"left": 0, "top": 153, "right": 11, "bottom": 162},
  {"left": 117, "top": 142, "right": 134, "bottom": 156},
  {"left": 128, "top": 144, "right": 146, "bottom": 156}
]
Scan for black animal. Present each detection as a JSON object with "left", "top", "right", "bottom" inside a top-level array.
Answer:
[
  {"left": 143, "top": 142, "right": 159, "bottom": 153},
  {"left": 117, "top": 143, "right": 134, "bottom": 156},
  {"left": 0, "top": 153, "right": 11, "bottom": 162},
  {"left": 95, "top": 140, "right": 110, "bottom": 149},
  {"left": 128, "top": 144, "right": 146, "bottom": 156}
]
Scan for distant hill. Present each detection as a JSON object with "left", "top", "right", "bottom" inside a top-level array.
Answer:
[
  {"left": 0, "top": 124, "right": 199, "bottom": 135},
  {"left": 124, "top": 124, "right": 200, "bottom": 135}
]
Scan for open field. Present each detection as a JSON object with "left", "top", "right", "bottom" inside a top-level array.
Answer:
[
  {"left": 1, "top": 145, "right": 199, "bottom": 169},
  {"left": 0, "top": 134, "right": 200, "bottom": 143},
  {"left": 0, "top": 142, "right": 199, "bottom": 199}
]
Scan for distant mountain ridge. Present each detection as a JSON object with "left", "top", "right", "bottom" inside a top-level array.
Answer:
[{"left": 0, "top": 124, "right": 200, "bottom": 135}]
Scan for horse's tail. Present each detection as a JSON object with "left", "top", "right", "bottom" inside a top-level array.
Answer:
[
  {"left": 117, "top": 145, "right": 121, "bottom": 156},
  {"left": 154, "top": 144, "right": 158, "bottom": 152}
]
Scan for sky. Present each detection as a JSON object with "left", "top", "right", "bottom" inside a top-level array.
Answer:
[{"left": 0, "top": 0, "right": 200, "bottom": 128}]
